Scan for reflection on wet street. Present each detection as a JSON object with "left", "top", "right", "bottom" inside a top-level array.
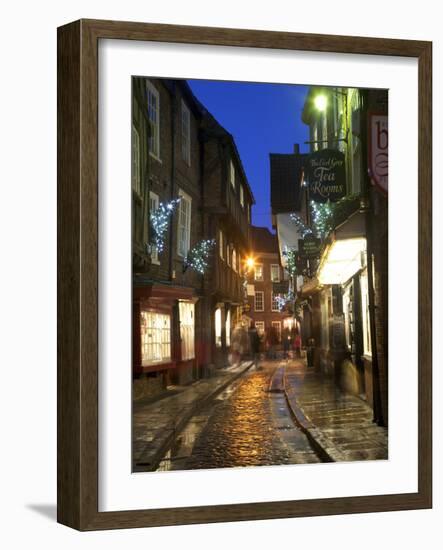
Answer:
[{"left": 157, "top": 362, "right": 321, "bottom": 471}]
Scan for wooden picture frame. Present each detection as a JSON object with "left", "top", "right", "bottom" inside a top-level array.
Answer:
[{"left": 57, "top": 19, "right": 432, "bottom": 530}]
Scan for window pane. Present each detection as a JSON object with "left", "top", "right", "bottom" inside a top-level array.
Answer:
[{"left": 140, "top": 311, "right": 171, "bottom": 365}]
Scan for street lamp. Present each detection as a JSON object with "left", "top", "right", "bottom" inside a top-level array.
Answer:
[
  {"left": 314, "top": 94, "right": 327, "bottom": 112},
  {"left": 245, "top": 256, "right": 255, "bottom": 271}
]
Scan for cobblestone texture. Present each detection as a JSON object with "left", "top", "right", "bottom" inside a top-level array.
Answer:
[
  {"left": 285, "top": 361, "right": 388, "bottom": 462},
  {"left": 158, "top": 361, "right": 321, "bottom": 471}
]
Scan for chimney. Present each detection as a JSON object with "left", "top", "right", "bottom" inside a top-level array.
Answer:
[{"left": 293, "top": 144, "right": 300, "bottom": 154}]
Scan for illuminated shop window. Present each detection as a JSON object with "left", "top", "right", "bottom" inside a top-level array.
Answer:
[
  {"left": 179, "top": 301, "right": 195, "bottom": 361},
  {"left": 140, "top": 311, "right": 171, "bottom": 365},
  {"left": 215, "top": 308, "right": 222, "bottom": 347},
  {"left": 225, "top": 309, "right": 231, "bottom": 347}
]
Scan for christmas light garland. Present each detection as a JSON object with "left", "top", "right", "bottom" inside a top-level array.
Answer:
[
  {"left": 289, "top": 213, "right": 313, "bottom": 238},
  {"left": 183, "top": 239, "right": 216, "bottom": 275},
  {"left": 148, "top": 198, "right": 181, "bottom": 253},
  {"left": 310, "top": 200, "right": 334, "bottom": 240},
  {"left": 282, "top": 247, "right": 298, "bottom": 277}
]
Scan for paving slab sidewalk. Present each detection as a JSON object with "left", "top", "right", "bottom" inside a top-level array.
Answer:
[
  {"left": 284, "top": 361, "right": 388, "bottom": 462},
  {"left": 133, "top": 360, "right": 253, "bottom": 471}
]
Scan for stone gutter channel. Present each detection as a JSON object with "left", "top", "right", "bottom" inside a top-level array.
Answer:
[{"left": 134, "top": 360, "right": 255, "bottom": 472}]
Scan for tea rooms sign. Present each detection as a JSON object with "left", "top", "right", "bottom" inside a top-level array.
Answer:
[
  {"left": 305, "top": 149, "right": 346, "bottom": 203},
  {"left": 368, "top": 113, "right": 388, "bottom": 195}
]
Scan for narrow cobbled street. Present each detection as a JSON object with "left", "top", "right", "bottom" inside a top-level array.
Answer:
[{"left": 157, "top": 360, "right": 322, "bottom": 471}]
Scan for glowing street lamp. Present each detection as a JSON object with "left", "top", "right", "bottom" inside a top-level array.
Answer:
[
  {"left": 314, "top": 94, "right": 327, "bottom": 112},
  {"left": 245, "top": 256, "right": 255, "bottom": 271}
]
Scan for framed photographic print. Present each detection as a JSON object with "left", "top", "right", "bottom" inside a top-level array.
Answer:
[{"left": 57, "top": 19, "right": 432, "bottom": 530}]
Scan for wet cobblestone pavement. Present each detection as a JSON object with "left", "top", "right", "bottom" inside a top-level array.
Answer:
[
  {"left": 157, "top": 362, "right": 321, "bottom": 471},
  {"left": 285, "top": 361, "right": 388, "bottom": 462}
]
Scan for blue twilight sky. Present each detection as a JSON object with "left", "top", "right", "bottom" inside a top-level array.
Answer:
[{"left": 188, "top": 79, "right": 310, "bottom": 231}]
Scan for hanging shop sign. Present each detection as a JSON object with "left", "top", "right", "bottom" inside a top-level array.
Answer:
[
  {"left": 368, "top": 112, "right": 388, "bottom": 195},
  {"left": 272, "top": 281, "right": 290, "bottom": 295},
  {"left": 305, "top": 149, "right": 346, "bottom": 203},
  {"left": 298, "top": 235, "right": 322, "bottom": 259}
]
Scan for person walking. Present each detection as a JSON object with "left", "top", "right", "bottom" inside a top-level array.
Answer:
[
  {"left": 266, "top": 325, "right": 278, "bottom": 360},
  {"left": 294, "top": 330, "right": 302, "bottom": 359},
  {"left": 282, "top": 326, "right": 291, "bottom": 359},
  {"left": 248, "top": 322, "right": 261, "bottom": 368}
]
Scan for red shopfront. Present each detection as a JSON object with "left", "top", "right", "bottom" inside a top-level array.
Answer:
[{"left": 133, "top": 283, "right": 199, "bottom": 399}]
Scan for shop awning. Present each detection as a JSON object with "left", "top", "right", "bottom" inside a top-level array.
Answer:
[{"left": 317, "top": 210, "right": 367, "bottom": 285}]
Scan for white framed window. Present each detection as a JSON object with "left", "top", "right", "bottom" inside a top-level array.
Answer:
[
  {"left": 271, "top": 321, "right": 282, "bottom": 342},
  {"left": 219, "top": 230, "right": 224, "bottom": 260},
  {"left": 149, "top": 191, "right": 160, "bottom": 264},
  {"left": 255, "top": 321, "right": 265, "bottom": 336},
  {"left": 179, "top": 301, "right": 195, "bottom": 361},
  {"left": 232, "top": 248, "right": 237, "bottom": 272},
  {"left": 239, "top": 185, "right": 244, "bottom": 207},
  {"left": 230, "top": 159, "right": 235, "bottom": 189},
  {"left": 270, "top": 264, "right": 280, "bottom": 282},
  {"left": 254, "top": 263, "right": 263, "bottom": 281},
  {"left": 146, "top": 81, "right": 160, "bottom": 159},
  {"left": 225, "top": 309, "right": 231, "bottom": 347},
  {"left": 177, "top": 189, "right": 192, "bottom": 257},
  {"left": 215, "top": 308, "right": 222, "bottom": 347},
  {"left": 360, "top": 269, "right": 372, "bottom": 356},
  {"left": 271, "top": 293, "right": 280, "bottom": 312},
  {"left": 226, "top": 244, "right": 231, "bottom": 266},
  {"left": 132, "top": 124, "right": 141, "bottom": 195},
  {"left": 181, "top": 100, "right": 191, "bottom": 165},
  {"left": 140, "top": 311, "right": 171, "bottom": 365},
  {"left": 254, "top": 291, "right": 264, "bottom": 312}
]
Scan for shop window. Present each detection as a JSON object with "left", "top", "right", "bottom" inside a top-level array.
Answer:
[
  {"left": 179, "top": 301, "right": 195, "bottom": 361},
  {"left": 225, "top": 309, "right": 231, "bottom": 347},
  {"left": 215, "top": 308, "right": 222, "bottom": 347},
  {"left": 140, "top": 311, "right": 171, "bottom": 365},
  {"left": 254, "top": 291, "right": 264, "bottom": 312}
]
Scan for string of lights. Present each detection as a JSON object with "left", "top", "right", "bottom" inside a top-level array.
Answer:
[
  {"left": 183, "top": 239, "right": 216, "bottom": 275},
  {"left": 148, "top": 198, "right": 181, "bottom": 253}
]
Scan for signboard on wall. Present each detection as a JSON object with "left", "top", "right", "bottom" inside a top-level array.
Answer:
[
  {"left": 305, "top": 149, "right": 346, "bottom": 203},
  {"left": 298, "top": 235, "right": 321, "bottom": 259},
  {"left": 368, "top": 113, "right": 388, "bottom": 194},
  {"left": 272, "top": 281, "right": 289, "bottom": 295}
]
